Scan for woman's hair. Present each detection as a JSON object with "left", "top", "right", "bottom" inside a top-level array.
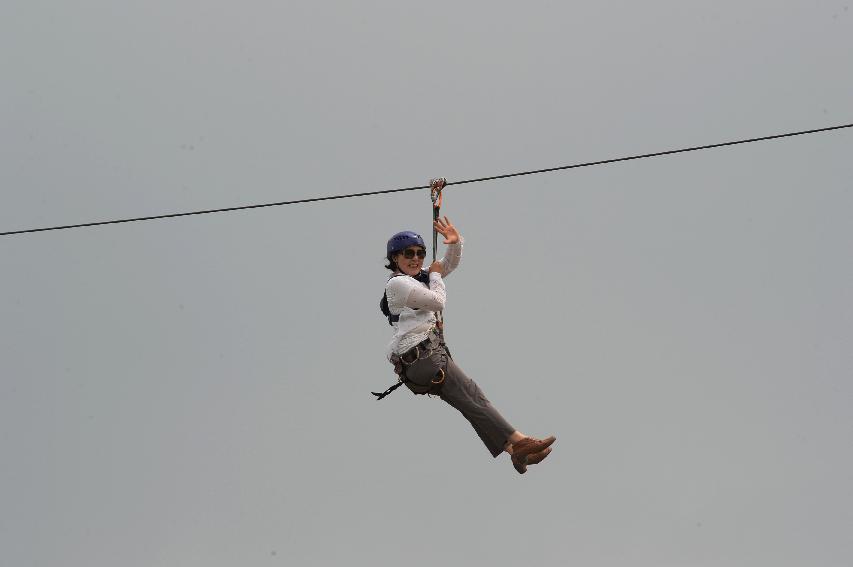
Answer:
[{"left": 384, "top": 253, "right": 397, "bottom": 272}]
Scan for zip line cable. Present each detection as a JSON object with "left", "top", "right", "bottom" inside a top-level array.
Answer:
[{"left": 2, "top": 122, "right": 851, "bottom": 238}]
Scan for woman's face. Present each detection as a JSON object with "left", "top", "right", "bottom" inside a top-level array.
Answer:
[{"left": 394, "top": 246, "right": 427, "bottom": 276}]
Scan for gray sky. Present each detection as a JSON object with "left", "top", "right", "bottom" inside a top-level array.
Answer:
[{"left": 2, "top": 2, "right": 852, "bottom": 566}]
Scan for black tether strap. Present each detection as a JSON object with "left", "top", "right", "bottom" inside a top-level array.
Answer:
[
  {"left": 430, "top": 178, "right": 445, "bottom": 327},
  {"left": 432, "top": 203, "right": 439, "bottom": 260},
  {"left": 372, "top": 379, "right": 405, "bottom": 400}
]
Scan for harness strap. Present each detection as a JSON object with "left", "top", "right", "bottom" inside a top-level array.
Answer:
[
  {"left": 371, "top": 379, "right": 405, "bottom": 401},
  {"left": 430, "top": 178, "right": 446, "bottom": 328}
]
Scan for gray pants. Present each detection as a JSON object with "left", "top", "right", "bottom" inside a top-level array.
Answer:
[{"left": 403, "top": 345, "right": 516, "bottom": 457}]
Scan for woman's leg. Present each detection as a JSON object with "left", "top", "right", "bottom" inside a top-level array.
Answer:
[
  {"left": 406, "top": 348, "right": 555, "bottom": 467},
  {"left": 438, "top": 357, "right": 518, "bottom": 457}
]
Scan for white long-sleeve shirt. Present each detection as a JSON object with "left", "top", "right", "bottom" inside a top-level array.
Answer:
[{"left": 384, "top": 239, "right": 463, "bottom": 359}]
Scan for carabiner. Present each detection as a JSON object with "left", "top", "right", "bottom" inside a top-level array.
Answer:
[
  {"left": 429, "top": 178, "right": 446, "bottom": 209},
  {"left": 431, "top": 368, "right": 446, "bottom": 385}
]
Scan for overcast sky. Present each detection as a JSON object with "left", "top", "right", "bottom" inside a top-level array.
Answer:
[{"left": 2, "top": 2, "right": 852, "bottom": 566}]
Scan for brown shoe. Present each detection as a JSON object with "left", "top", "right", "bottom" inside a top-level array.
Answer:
[
  {"left": 510, "top": 436, "right": 556, "bottom": 474},
  {"left": 513, "top": 436, "right": 556, "bottom": 460},
  {"left": 526, "top": 447, "right": 552, "bottom": 465}
]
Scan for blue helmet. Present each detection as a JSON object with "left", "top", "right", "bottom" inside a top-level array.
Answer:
[{"left": 386, "top": 231, "right": 425, "bottom": 255}]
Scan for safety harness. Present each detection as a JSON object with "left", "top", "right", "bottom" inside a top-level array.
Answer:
[{"left": 370, "top": 327, "right": 449, "bottom": 400}]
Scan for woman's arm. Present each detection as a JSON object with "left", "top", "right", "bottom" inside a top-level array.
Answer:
[
  {"left": 433, "top": 216, "right": 463, "bottom": 277},
  {"left": 386, "top": 275, "right": 446, "bottom": 312},
  {"left": 438, "top": 239, "right": 463, "bottom": 277},
  {"left": 406, "top": 272, "right": 446, "bottom": 310}
]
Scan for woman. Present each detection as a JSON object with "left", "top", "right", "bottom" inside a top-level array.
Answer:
[{"left": 381, "top": 216, "right": 555, "bottom": 474}]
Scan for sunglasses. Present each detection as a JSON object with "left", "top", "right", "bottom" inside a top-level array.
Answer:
[{"left": 400, "top": 248, "right": 427, "bottom": 259}]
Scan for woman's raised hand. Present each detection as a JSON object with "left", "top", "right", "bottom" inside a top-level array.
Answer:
[{"left": 433, "top": 216, "right": 460, "bottom": 244}]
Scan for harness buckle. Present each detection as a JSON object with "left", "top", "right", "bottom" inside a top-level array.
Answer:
[{"left": 400, "top": 346, "right": 420, "bottom": 365}]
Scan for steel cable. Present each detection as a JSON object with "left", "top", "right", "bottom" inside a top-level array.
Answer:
[{"left": 2, "top": 122, "right": 851, "bottom": 237}]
